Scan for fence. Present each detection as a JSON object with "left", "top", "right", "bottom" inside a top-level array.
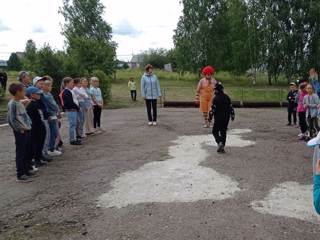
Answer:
[{"left": 161, "top": 87, "right": 288, "bottom": 103}]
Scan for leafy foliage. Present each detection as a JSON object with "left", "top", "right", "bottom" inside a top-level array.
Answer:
[{"left": 7, "top": 53, "right": 22, "bottom": 71}]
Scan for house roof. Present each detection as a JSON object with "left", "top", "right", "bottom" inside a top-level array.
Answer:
[
  {"left": 130, "top": 55, "right": 144, "bottom": 63},
  {"left": 0, "top": 60, "right": 7, "bottom": 67}
]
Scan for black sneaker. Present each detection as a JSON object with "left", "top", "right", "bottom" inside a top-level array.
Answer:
[
  {"left": 26, "top": 172, "right": 38, "bottom": 178},
  {"left": 217, "top": 142, "right": 224, "bottom": 153},
  {"left": 286, "top": 123, "right": 292, "bottom": 126},
  {"left": 35, "top": 161, "right": 47, "bottom": 167},
  {"left": 70, "top": 140, "right": 82, "bottom": 146},
  {"left": 41, "top": 155, "right": 53, "bottom": 162},
  {"left": 17, "top": 175, "right": 32, "bottom": 183}
]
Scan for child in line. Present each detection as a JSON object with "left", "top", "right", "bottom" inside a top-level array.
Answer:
[
  {"left": 61, "top": 77, "right": 82, "bottom": 145},
  {"left": 7, "top": 83, "right": 33, "bottom": 182},
  {"left": 128, "top": 77, "right": 137, "bottom": 101},
  {"left": 304, "top": 84, "right": 320, "bottom": 138},
  {"left": 42, "top": 79, "right": 62, "bottom": 156},
  {"left": 73, "top": 78, "right": 88, "bottom": 139},
  {"left": 81, "top": 77, "right": 95, "bottom": 135},
  {"left": 297, "top": 82, "right": 308, "bottom": 140},
  {"left": 307, "top": 133, "right": 320, "bottom": 215},
  {"left": 33, "top": 76, "right": 52, "bottom": 162},
  {"left": 287, "top": 82, "right": 298, "bottom": 126},
  {"left": 211, "top": 83, "right": 235, "bottom": 153},
  {"left": 25, "top": 87, "right": 47, "bottom": 168},
  {"left": 90, "top": 77, "right": 103, "bottom": 132}
]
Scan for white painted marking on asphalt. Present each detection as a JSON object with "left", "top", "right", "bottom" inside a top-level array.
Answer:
[
  {"left": 0, "top": 123, "right": 8, "bottom": 128},
  {"left": 98, "top": 129, "right": 255, "bottom": 209},
  {"left": 251, "top": 182, "right": 320, "bottom": 224}
]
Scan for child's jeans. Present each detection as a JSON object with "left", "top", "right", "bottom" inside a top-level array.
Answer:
[
  {"left": 77, "top": 102, "right": 85, "bottom": 137},
  {"left": 66, "top": 111, "right": 78, "bottom": 142},
  {"left": 43, "top": 120, "right": 50, "bottom": 154},
  {"left": 48, "top": 119, "right": 58, "bottom": 151},
  {"left": 13, "top": 130, "right": 31, "bottom": 178}
]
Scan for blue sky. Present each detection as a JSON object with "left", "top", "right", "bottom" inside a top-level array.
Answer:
[{"left": 0, "top": 0, "right": 182, "bottom": 61}]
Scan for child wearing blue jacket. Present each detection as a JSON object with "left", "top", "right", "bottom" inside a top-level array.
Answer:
[
  {"left": 307, "top": 134, "right": 320, "bottom": 214},
  {"left": 141, "top": 64, "right": 161, "bottom": 126}
]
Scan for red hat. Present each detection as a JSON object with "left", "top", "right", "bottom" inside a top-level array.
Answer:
[{"left": 202, "top": 66, "right": 215, "bottom": 75}]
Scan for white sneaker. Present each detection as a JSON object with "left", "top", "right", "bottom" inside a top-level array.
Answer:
[
  {"left": 47, "top": 150, "right": 62, "bottom": 157},
  {"left": 31, "top": 166, "right": 39, "bottom": 172},
  {"left": 152, "top": 122, "right": 157, "bottom": 126},
  {"left": 298, "top": 133, "right": 303, "bottom": 137},
  {"left": 148, "top": 122, "right": 153, "bottom": 126}
]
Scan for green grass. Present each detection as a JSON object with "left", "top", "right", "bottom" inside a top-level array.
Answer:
[
  {"left": 0, "top": 70, "right": 290, "bottom": 111},
  {"left": 108, "top": 69, "right": 289, "bottom": 108}
]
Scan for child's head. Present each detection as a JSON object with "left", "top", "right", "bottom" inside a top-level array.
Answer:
[
  {"left": 91, "top": 77, "right": 99, "bottom": 87},
  {"left": 43, "top": 80, "right": 53, "bottom": 93},
  {"left": 306, "top": 84, "right": 314, "bottom": 94},
  {"left": 26, "top": 87, "right": 42, "bottom": 100},
  {"left": 289, "top": 83, "right": 297, "bottom": 91},
  {"left": 9, "top": 83, "right": 25, "bottom": 100},
  {"left": 145, "top": 64, "right": 153, "bottom": 74},
  {"left": 300, "top": 82, "right": 307, "bottom": 91},
  {"left": 81, "top": 77, "right": 88, "bottom": 88},
  {"left": 73, "top": 78, "right": 81, "bottom": 87},
  {"left": 63, "top": 77, "right": 74, "bottom": 89},
  {"left": 130, "top": 77, "right": 134, "bottom": 82}
]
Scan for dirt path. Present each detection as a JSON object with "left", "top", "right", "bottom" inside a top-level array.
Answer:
[{"left": 0, "top": 108, "right": 319, "bottom": 240}]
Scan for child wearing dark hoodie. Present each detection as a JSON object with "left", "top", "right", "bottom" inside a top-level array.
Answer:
[
  {"left": 287, "top": 82, "right": 298, "bottom": 126},
  {"left": 211, "top": 82, "right": 235, "bottom": 153}
]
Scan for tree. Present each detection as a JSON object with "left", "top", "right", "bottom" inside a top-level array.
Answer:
[
  {"left": 59, "top": 0, "right": 117, "bottom": 75},
  {"left": 22, "top": 39, "right": 37, "bottom": 72},
  {"left": 142, "top": 48, "right": 170, "bottom": 69},
  {"left": 7, "top": 53, "right": 22, "bottom": 71}
]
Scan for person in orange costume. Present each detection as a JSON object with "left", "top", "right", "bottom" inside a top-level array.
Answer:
[{"left": 196, "top": 66, "right": 217, "bottom": 128}]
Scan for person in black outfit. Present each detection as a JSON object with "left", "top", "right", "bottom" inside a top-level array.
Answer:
[
  {"left": 287, "top": 82, "right": 298, "bottom": 126},
  {"left": 25, "top": 87, "right": 47, "bottom": 168},
  {"left": 211, "top": 83, "right": 235, "bottom": 154},
  {"left": 0, "top": 69, "right": 7, "bottom": 93}
]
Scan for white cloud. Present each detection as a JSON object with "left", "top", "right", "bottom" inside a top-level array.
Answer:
[
  {"left": 0, "top": 20, "right": 10, "bottom": 32},
  {"left": 32, "top": 25, "right": 45, "bottom": 34},
  {"left": 113, "top": 19, "right": 141, "bottom": 37},
  {"left": 0, "top": 0, "right": 182, "bottom": 61}
]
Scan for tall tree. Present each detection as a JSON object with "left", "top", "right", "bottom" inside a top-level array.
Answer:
[
  {"left": 59, "top": 0, "right": 117, "bottom": 74},
  {"left": 7, "top": 53, "right": 22, "bottom": 71},
  {"left": 22, "top": 39, "right": 37, "bottom": 72}
]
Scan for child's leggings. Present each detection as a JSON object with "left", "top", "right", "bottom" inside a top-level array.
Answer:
[
  {"left": 307, "top": 115, "right": 320, "bottom": 138},
  {"left": 93, "top": 105, "right": 102, "bottom": 128},
  {"left": 298, "top": 112, "right": 308, "bottom": 134}
]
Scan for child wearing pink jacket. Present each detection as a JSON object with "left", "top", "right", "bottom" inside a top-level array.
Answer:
[{"left": 297, "top": 82, "right": 308, "bottom": 140}]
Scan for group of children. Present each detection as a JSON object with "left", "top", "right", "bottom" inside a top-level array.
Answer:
[
  {"left": 7, "top": 73, "right": 103, "bottom": 182},
  {"left": 287, "top": 80, "right": 320, "bottom": 140}
]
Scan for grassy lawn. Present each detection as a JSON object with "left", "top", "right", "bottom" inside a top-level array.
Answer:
[
  {"left": 108, "top": 69, "right": 289, "bottom": 108},
  {"left": 0, "top": 70, "right": 289, "bottom": 111}
]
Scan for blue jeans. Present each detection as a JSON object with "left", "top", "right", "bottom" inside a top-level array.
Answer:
[
  {"left": 43, "top": 120, "right": 50, "bottom": 153},
  {"left": 48, "top": 119, "right": 58, "bottom": 151},
  {"left": 77, "top": 102, "right": 85, "bottom": 137},
  {"left": 66, "top": 111, "right": 78, "bottom": 142}
]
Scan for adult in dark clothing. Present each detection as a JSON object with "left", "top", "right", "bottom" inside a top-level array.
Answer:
[
  {"left": 211, "top": 83, "right": 235, "bottom": 154},
  {"left": 287, "top": 82, "right": 298, "bottom": 126},
  {"left": 0, "top": 70, "right": 7, "bottom": 92},
  {"left": 25, "top": 87, "right": 47, "bottom": 168}
]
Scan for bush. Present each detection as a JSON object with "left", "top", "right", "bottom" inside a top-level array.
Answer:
[{"left": 92, "top": 70, "right": 111, "bottom": 102}]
